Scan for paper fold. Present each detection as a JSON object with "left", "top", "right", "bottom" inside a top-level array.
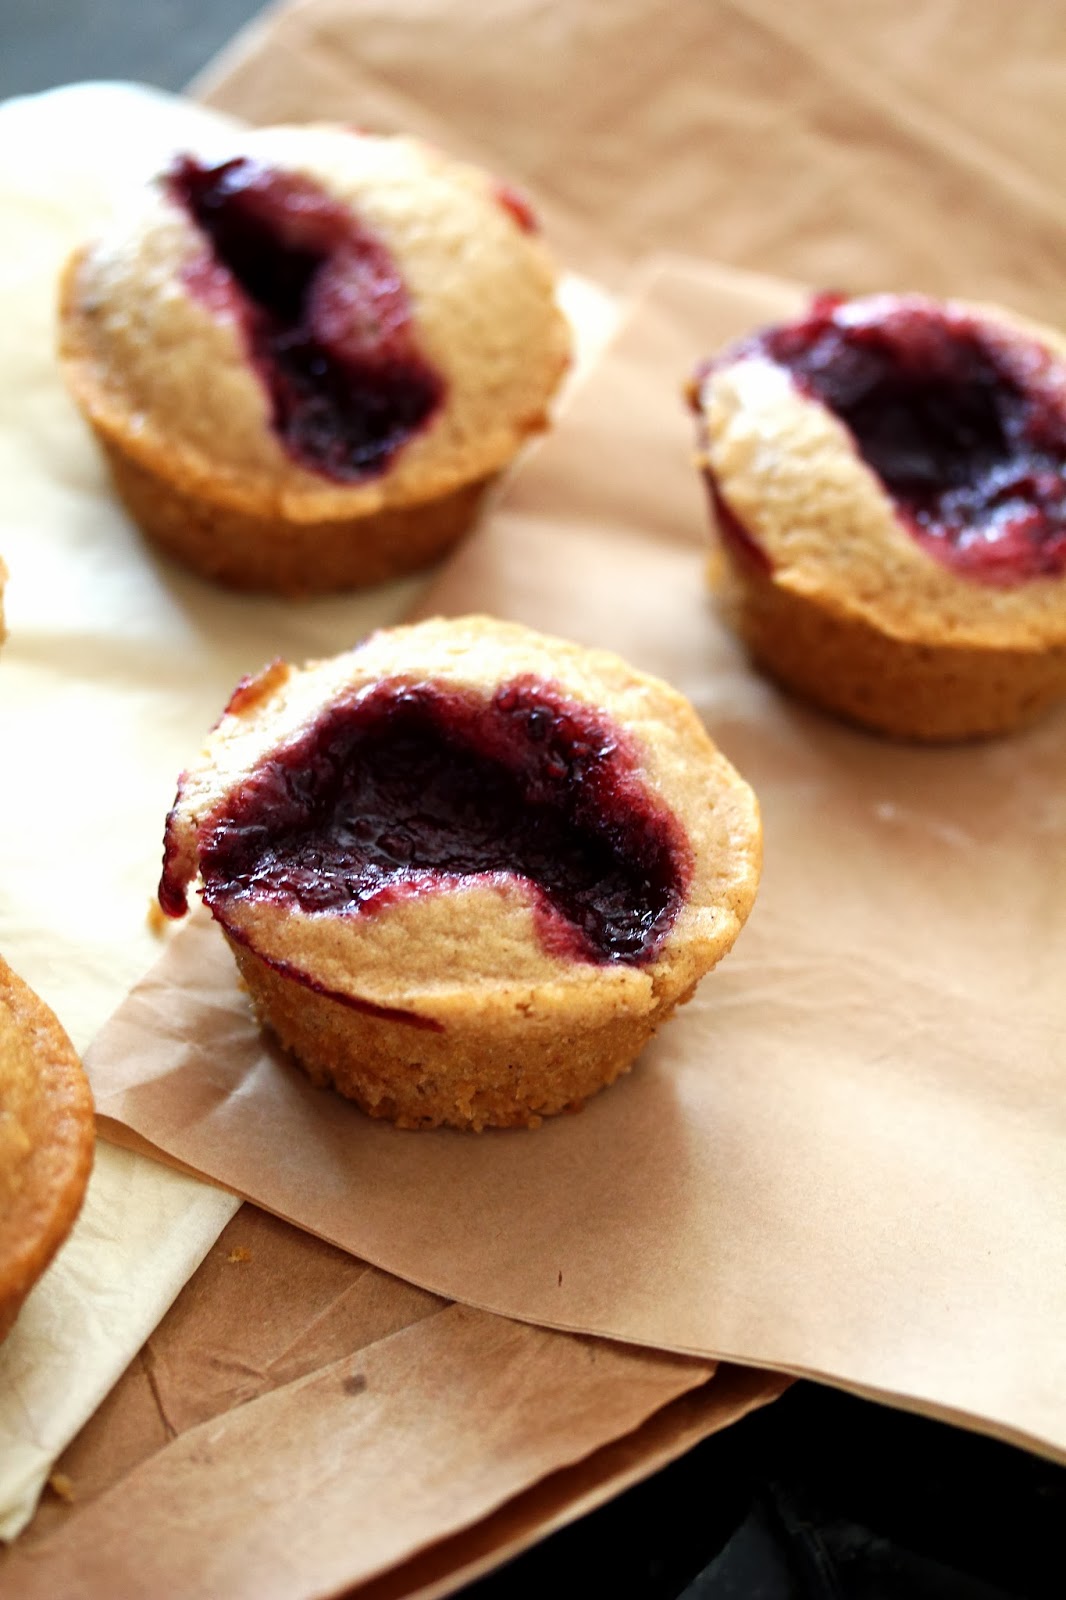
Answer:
[
  {"left": 0, "top": 1144, "right": 239, "bottom": 1541},
  {"left": 195, "top": 0, "right": 1066, "bottom": 322},
  {"left": 5, "top": 1206, "right": 783, "bottom": 1600}
]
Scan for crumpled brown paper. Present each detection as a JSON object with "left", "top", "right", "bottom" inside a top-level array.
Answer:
[
  {"left": 196, "top": 0, "right": 1066, "bottom": 323},
  {"left": 0, "top": 1143, "right": 239, "bottom": 1542},
  {"left": 2, "top": 1205, "right": 785, "bottom": 1600}
]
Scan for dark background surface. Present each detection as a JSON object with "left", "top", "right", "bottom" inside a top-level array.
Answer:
[
  {"left": 0, "top": 0, "right": 264, "bottom": 102},
  {"left": 4, "top": 3, "right": 1064, "bottom": 1595}
]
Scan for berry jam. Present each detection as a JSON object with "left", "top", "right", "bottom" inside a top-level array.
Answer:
[
  {"left": 167, "top": 155, "right": 444, "bottom": 481},
  {"left": 493, "top": 181, "right": 539, "bottom": 233},
  {"left": 731, "top": 294, "right": 1066, "bottom": 585},
  {"left": 182, "top": 678, "right": 690, "bottom": 966},
  {"left": 703, "top": 475, "right": 773, "bottom": 577}
]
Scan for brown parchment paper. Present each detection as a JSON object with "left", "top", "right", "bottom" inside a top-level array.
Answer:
[
  {"left": 87, "top": 254, "right": 1066, "bottom": 1463},
  {"left": 196, "top": 0, "right": 1066, "bottom": 324},
  {"left": 1, "top": 1204, "right": 785, "bottom": 1600}
]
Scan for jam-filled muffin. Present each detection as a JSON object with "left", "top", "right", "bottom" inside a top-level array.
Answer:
[
  {"left": 59, "top": 126, "right": 571, "bottom": 596},
  {"left": 159, "top": 617, "right": 761, "bottom": 1130},
  {"left": 690, "top": 292, "right": 1066, "bottom": 740},
  {"left": 0, "top": 956, "right": 94, "bottom": 1340}
]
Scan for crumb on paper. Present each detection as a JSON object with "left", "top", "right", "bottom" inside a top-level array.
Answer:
[
  {"left": 227, "top": 1246, "right": 252, "bottom": 1264},
  {"left": 48, "top": 1473, "right": 76, "bottom": 1504},
  {"left": 146, "top": 898, "right": 168, "bottom": 936}
]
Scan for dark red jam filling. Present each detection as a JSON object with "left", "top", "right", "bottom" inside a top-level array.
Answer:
[
  {"left": 702, "top": 475, "right": 773, "bottom": 577},
  {"left": 729, "top": 293, "right": 1066, "bottom": 585},
  {"left": 493, "top": 181, "right": 539, "bottom": 234},
  {"left": 183, "top": 678, "right": 690, "bottom": 966},
  {"left": 167, "top": 155, "right": 444, "bottom": 481}
]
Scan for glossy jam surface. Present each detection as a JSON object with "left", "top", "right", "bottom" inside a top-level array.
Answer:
[
  {"left": 168, "top": 155, "right": 444, "bottom": 481},
  {"left": 195, "top": 678, "right": 690, "bottom": 965},
  {"left": 745, "top": 294, "right": 1066, "bottom": 584}
]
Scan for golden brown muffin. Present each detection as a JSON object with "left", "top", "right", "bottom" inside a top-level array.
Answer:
[
  {"left": 59, "top": 126, "right": 571, "bottom": 596},
  {"left": 691, "top": 292, "right": 1066, "bottom": 740},
  {"left": 160, "top": 616, "right": 761, "bottom": 1131},
  {"left": 0, "top": 956, "right": 94, "bottom": 1340}
]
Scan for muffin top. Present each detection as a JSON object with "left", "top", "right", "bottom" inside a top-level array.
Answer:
[
  {"left": 694, "top": 293, "right": 1066, "bottom": 649},
  {"left": 60, "top": 125, "right": 571, "bottom": 520},
  {"left": 160, "top": 616, "right": 761, "bottom": 1029},
  {"left": 0, "top": 956, "right": 94, "bottom": 1340}
]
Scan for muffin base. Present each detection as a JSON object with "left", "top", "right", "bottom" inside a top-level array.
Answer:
[
  {"left": 712, "top": 548, "right": 1066, "bottom": 742},
  {"left": 229, "top": 938, "right": 690, "bottom": 1132},
  {"left": 98, "top": 430, "right": 494, "bottom": 597}
]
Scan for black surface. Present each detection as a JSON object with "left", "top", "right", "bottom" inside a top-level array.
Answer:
[
  {"left": 465, "top": 1383, "right": 1066, "bottom": 1599},
  {"left": 0, "top": 0, "right": 265, "bottom": 102},
  {"left": 5, "top": 7, "right": 1065, "bottom": 1598}
]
